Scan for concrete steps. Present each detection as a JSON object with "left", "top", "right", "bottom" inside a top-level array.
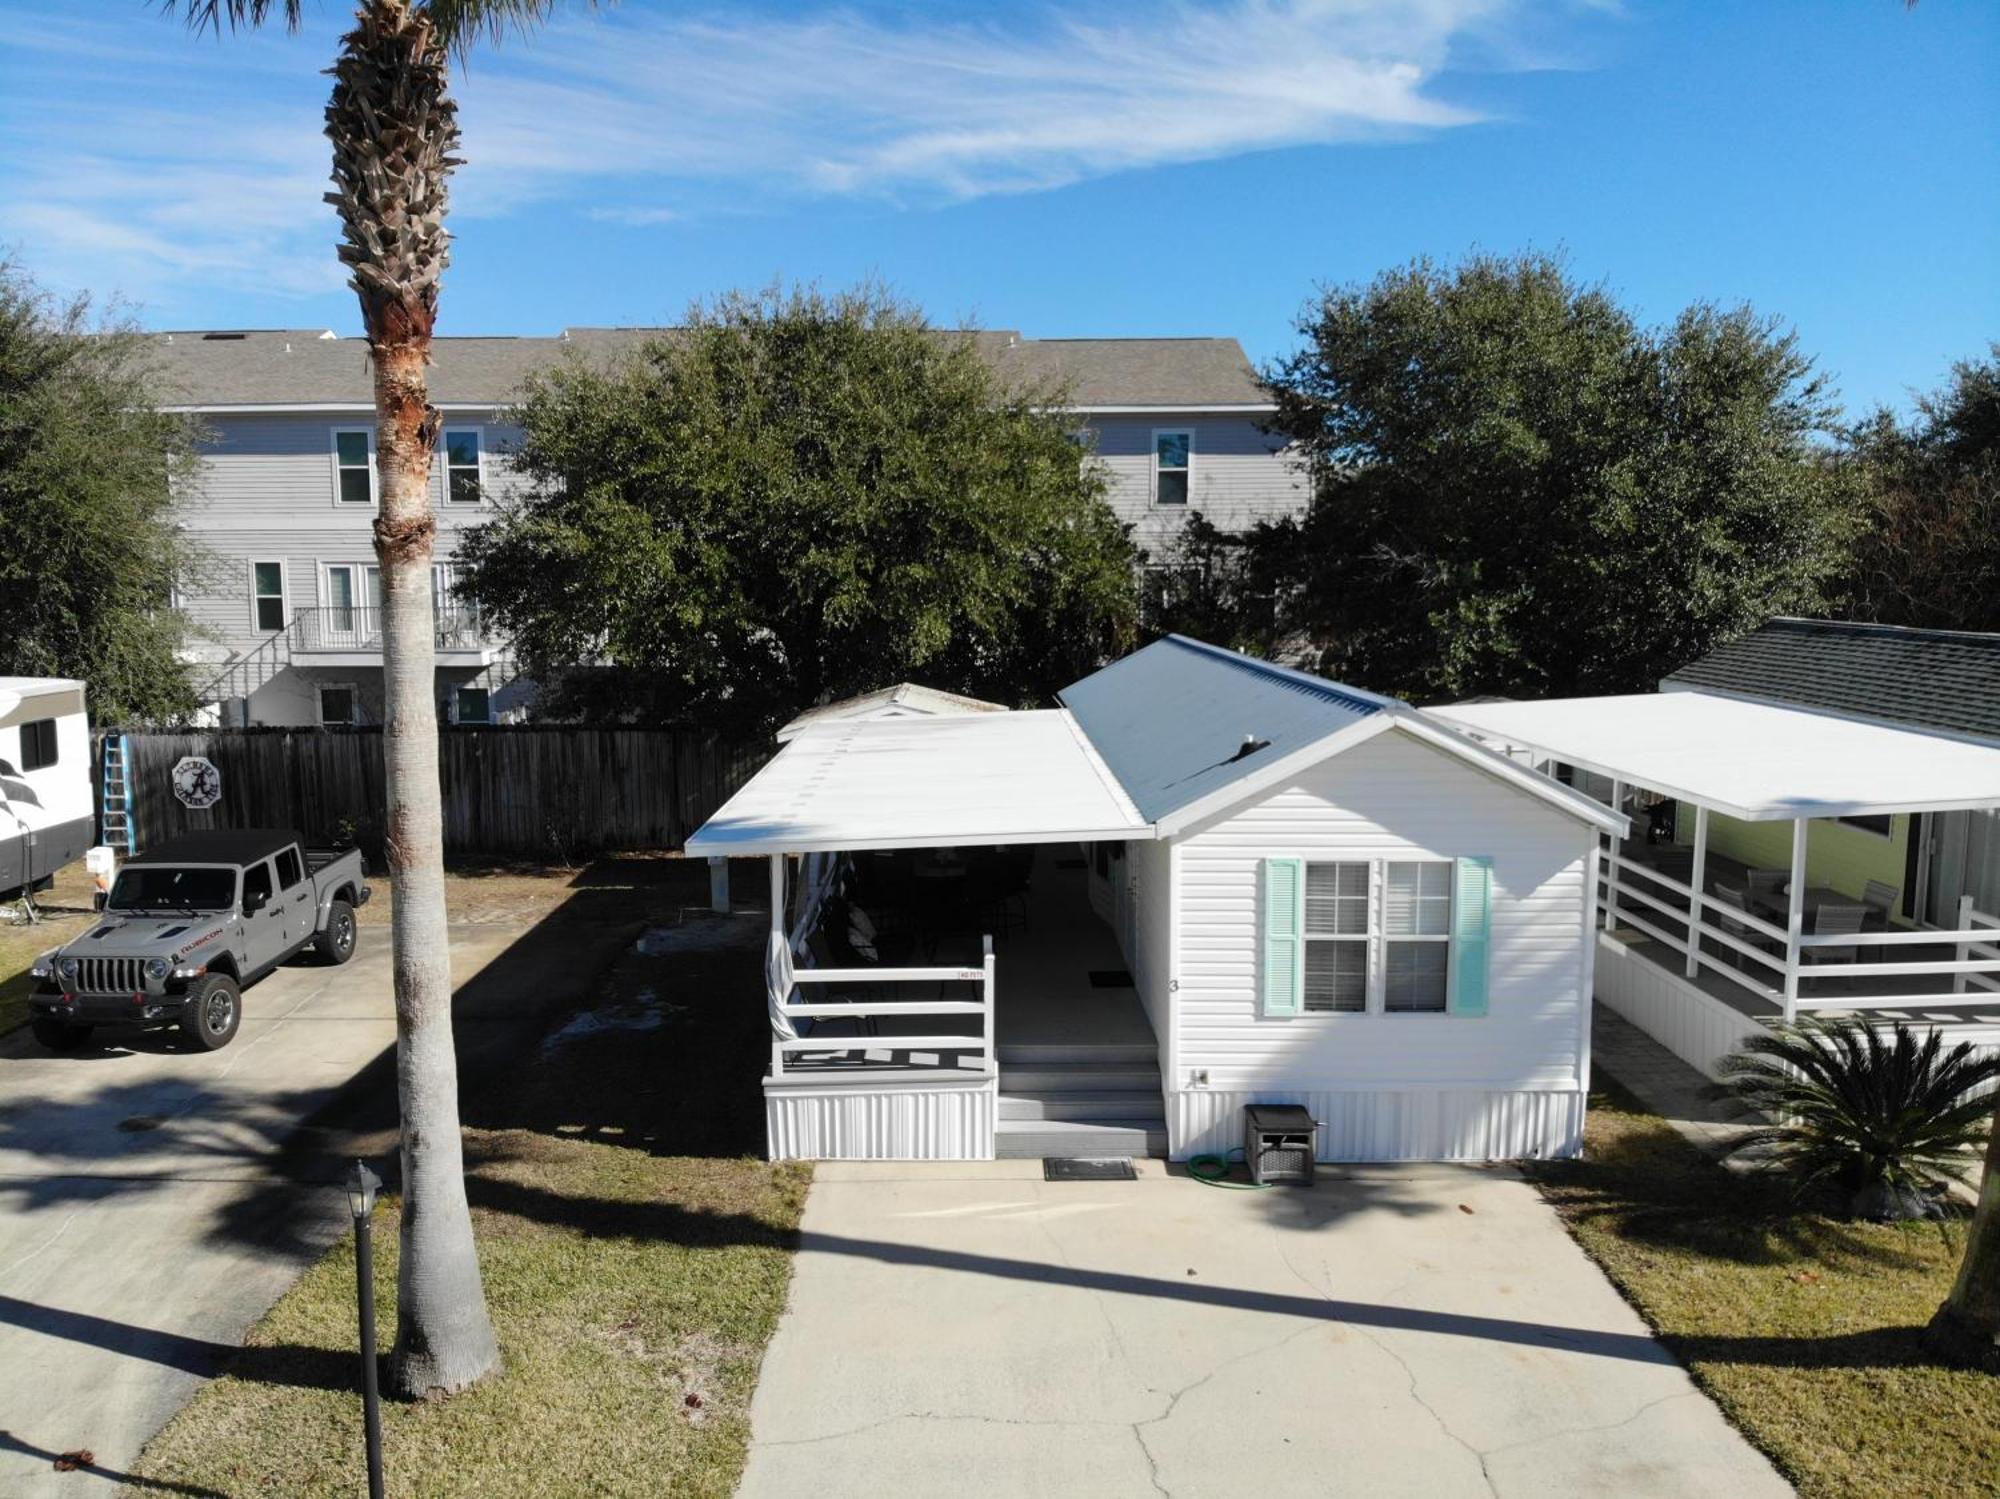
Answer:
[{"left": 994, "top": 1043, "right": 1166, "bottom": 1159}]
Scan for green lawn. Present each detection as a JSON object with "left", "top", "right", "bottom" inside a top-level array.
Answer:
[
  {"left": 0, "top": 864, "right": 100, "bottom": 1035},
  {"left": 135, "top": 860, "right": 806, "bottom": 1498},
  {"left": 1531, "top": 1083, "right": 1998, "bottom": 1499}
]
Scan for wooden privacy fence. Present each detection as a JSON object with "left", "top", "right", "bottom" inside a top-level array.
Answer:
[{"left": 96, "top": 727, "right": 770, "bottom": 861}]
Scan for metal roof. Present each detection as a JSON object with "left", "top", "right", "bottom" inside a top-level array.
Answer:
[
  {"left": 685, "top": 710, "right": 1148, "bottom": 856},
  {"left": 1430, "top": 691, "right": 2000, "bottom": 821},
  {"left": 145, "top": 328, "right": 1271, "bottom": 411},
  {"left": 1663, "top": 617, "right": 2000, "bottom": 746},
  {"left": 1057, "top": 636, "right": 1391, "bottom": 824},
  {"left": 775, "top": 683, "right": 1009, "bottom": 743}
]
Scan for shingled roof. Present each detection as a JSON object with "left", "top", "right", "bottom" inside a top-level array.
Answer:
[
  {"left": 145, "top": 327, "right": 1270, "bottom": 411},
  {"left": 1663, "top": 618, "right": 2000, "bottom": 744}
]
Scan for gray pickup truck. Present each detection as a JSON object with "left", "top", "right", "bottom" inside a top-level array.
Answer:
[{"left": 28, "top": 829, "right": 370, "bottom": 1053}]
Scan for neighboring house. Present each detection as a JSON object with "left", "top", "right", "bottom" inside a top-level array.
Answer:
[
  {"left": 1432, "top": 623, "right": 2000, "bottom": 1085},
  {"left": 153, "top": 329, "right": 1303, "bottom": 729},
  {"left": 688, "top": 634, "right": 1624, "bottom": 1163},
  {"left": 1661, "top": 617, "right": 2000, "bottom": 929}
]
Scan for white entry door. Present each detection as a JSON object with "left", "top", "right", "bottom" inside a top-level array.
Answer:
[{"left": 323, "top": 563, "right": 382, "bottom": 648}]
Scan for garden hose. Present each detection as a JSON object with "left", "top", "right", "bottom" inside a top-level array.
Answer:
[{"left": 1187, "top": 1145, "right": 1273, "bottom": 1189}]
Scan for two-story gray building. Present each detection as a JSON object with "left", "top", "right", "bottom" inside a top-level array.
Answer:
[{"left": 154, "top": 327, "right": 1305, "bottom": 728}]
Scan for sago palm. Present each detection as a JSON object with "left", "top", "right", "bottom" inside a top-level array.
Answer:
[
  {"left": 165, "top": 0, "right": 586, "bottom": 1398},
  {"left": 1716, "top": 1017, "right": 2000, "bottom": 1221}
]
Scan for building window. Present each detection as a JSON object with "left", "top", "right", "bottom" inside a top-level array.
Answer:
[
  {"left": 1152, "top": 429, "right": 1192, "bottom": 506},
  {"left": 334, "top": 429, "right": 374, "bottom": 505},
  {"left": 1302, "top": 858, "right": 1454, "bottom": 1014},
  {"left": 453, "top": 686, "right": 492, "bottom": 725},
  {"left": 318, "top": 684, "right": 358, "bottom": 727},
  {"left": 444, "top": 429, "right": 482, "bottom": 504},
  {"left": 1303, "top": 861, "right": 1370, "bottom": 1013},
  {"left": 1837, "top": 814, "right": 1894, "bottom": 838},
  {"left": 1384, "top": 861, "right": 1452, "bottom": 1013},
  {"left": 252, "top": 561, "right": 287, "bottom": 632},
  {"left": 20, "top": 718, "right": 57, "bottom": 772}
]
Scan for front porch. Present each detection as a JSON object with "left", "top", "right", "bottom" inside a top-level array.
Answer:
[{"left": 761, "top": 845, "right": 1164, "bottom": 1159}]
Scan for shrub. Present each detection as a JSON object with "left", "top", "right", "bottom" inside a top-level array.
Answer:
[{"left": 1716, "top": 1018, "right": 2000, "bottom": 1220}]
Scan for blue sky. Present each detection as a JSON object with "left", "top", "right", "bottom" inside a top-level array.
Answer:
[{"left": 1, "top": 0, "right": 1993, "bottom": 416}]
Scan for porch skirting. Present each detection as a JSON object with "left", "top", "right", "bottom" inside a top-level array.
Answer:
[
  {"left": 765, "top": 1073, "right": 997, "bottom": 1161},
  {"left": 1167, "top": 1085, "right": 1587, "bottom": 1163},
  {"left": 1593, "top": 931, "right": 1762, "bottom": 1080}
]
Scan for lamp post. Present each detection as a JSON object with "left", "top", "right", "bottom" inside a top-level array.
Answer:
[{"left": 346, "top": 1160, "right": 385, "bottom": 1499}]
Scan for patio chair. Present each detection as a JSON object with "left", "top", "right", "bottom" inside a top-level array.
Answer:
[
  {"left": 1745, "top": 869, "right": 1789, "bottom": 919},
  {"left": 1862, "top": 879, "right": 1901, "bottom": 927},
  {"left": 1802, "top": 903, "right": 1869, "bottom": 970},
  {"left": 1711, "top": 884, "right": 1775, "bottom": 969}
]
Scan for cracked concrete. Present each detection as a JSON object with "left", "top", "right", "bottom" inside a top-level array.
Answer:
[{"left": 739, "top": 1159, "right": 1792, "bottom": 1498}]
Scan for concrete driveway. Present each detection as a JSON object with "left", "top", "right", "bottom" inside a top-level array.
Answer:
[
  {"left": 741, "top": 1160, "right": 1792, "bottom": 1499},
  {"left": 0, "top": 910, "right": 601, "bottom": 1498}
]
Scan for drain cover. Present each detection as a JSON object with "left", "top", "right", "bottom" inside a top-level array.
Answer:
[{"left": 1044, "top": 1157, "right": 1136, "bottom": 1182}]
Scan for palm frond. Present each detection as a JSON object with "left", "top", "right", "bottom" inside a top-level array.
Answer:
[
  {"left": 162, "top": 1, "right": 596, "bottom": 49},
  {"left": 1716, "top": 1017, "right": 2000, "bottom": 1216},
  {"left": 159, "top": 0, "right": 306, "bottom": 34}
]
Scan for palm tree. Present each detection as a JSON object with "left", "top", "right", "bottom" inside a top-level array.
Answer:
[
  {"left": 1715, "top": 1018, "right": 2000, "bottom": 1222},
  {"left": 166, "top": 0, "right": 580, "bottom": 1397}
]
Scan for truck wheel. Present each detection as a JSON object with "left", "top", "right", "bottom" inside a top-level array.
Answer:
[
  {"left": 317, "top": 899, "right": 358, "bottom": 966},
  {"left": 183, "top": 975, "right": 242, "bottom": 1052},
  {"left": 31, "top": 1017, "right": 93, "bottom": 1052}
]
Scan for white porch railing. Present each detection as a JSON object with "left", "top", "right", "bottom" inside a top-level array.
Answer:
[
  {"left": 771, "top": 935, "right": 997, "bottom": 1079},
  {"left": 1600, "top": 850, "right": 2000, "bottom": 1018}
]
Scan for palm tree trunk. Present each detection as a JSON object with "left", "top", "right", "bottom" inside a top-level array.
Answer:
[
  {"left": 1933, "top": 1110, "right": 2000, "bottom": 1368},
  {"left": 331, "top": 0, "right": 498, "bottom": 1397}
]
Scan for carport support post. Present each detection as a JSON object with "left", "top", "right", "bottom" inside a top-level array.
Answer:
[
  {"left": 1602, "top": 779, "right": 1625, "bottom": 930},
  {"left": 1685, "top": 805, "right": 1709, "bottom": 979},
  {"left": 1783, "top": 817, "right": 1808, "bottom": 1023},
  {"left": 709, "top": 857, "right": 730, "bottom": 915}
]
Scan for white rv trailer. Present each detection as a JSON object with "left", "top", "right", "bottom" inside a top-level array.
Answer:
[{"left": 0, "top": 678, "right": 94, "bottom": 901}]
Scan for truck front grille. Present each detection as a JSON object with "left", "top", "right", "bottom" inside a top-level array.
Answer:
[{"left": 78, "top": 957, "right": 145, "bottom": 994}]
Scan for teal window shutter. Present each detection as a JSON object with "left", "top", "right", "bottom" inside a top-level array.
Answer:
[
  {"left": 1450, "top": 857, "right": 1493, "bottom": 1017},
  {"left": 1262, "top": 857, "right": 1305, "bottom": 1017}
]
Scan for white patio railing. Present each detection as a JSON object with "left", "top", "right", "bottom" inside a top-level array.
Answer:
[
  {"left": 1600, "top": 850, "right": 2000, "bottom": 1018},
  {"left": 770, "top": 934, "right": 997, "bottom": 1080}
]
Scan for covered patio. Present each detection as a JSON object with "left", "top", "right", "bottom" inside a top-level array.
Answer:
[
  {"left": 1431, "top": 692, "right": 2000, "bottom": 1073},
  {"left": 688, "top": 708, "right": 1159, "bottom": 1158}
]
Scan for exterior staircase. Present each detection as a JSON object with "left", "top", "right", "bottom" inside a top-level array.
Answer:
[{"left": 994, "top": 1037, "right": 1167, "bottom": 1159}]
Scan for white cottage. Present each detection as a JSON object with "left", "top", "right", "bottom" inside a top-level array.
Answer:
[{"left": 688, "top": 637, "right": 1625, "bottom": 1162}]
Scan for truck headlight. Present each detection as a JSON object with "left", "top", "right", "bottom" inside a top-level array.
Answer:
[
  {"left": 172, "top": 965, "right": 205, "bottom": 980},
  {"left": 58, "top": 957, "right": 79, "bottom": 982},
  {"left": 145, "top": 958, "right": 171, "bottom": 982}
]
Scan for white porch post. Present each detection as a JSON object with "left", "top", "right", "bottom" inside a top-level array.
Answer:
[
  {"left": 1957, "top": 894, "right": 1975, "bottom": 996},
  {"left": 709, "top": 856, "right": 731, "bottom": 914},
  {"left": 768, "top": 854, "right": 784, "bottom": 940},
  {"left": 1782, "top": 817, "right": 1808, "bottom": 1023},
  {"left": 1602, "top": 778, "right": 1625, "bottom": 931},
  {"left": 1685, "top": 804, "right": 1709, "bottom": 979}
]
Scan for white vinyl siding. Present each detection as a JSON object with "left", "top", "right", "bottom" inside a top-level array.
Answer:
[
  {"left": 1070, "top": 413, "right": 1306, "bottom": 553},
  {"left": 1172, "top": 728, "right": 1595, "bottom": 1093}
]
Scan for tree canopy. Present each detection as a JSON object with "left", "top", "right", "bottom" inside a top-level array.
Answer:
[
  {"left": 1253, "top": 252, "right": 1861, "bottom": 702},
  {"left": 1842, "top": 347, "right": 2000, "bottom": 633},
  {"left": 460, "top": 286, "right": 1139, "bottom": 731},
  {"left": 0, "top": 262, "right": 204, "bottom": 723}
]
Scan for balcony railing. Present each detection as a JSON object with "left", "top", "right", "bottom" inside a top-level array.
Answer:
[{"left": 289, "top": 604, "right": 495, "bottom": 656}]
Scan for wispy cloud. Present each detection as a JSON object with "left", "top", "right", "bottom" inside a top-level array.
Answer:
[{"left": 0, "top": 0, "right": 1528, "bottom": 308}]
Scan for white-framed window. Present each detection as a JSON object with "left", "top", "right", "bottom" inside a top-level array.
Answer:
[
  {"left": 452, "top": 685, "right": 492, "bottom": 724},
  {"left": 1301, "top": 857, "right": 1455, "bottom": 1015},
  {"left": 1152, "top": 428, "right": 1192, "bottom": 506},
  {"left": 333, "top": 428, "right": 375, "bottom": 506},
  {"left": 1303, "top": 861, "right": 1371, "bottom": 1012},
  {"left": 318, "top": 683, "right": 358, "bottom": 727},
  {"left": 443, "top": 428, "right": 483, "bottom": 505},
  {"left": 251, "top": 560, "right": 287, "bottom": 632}
]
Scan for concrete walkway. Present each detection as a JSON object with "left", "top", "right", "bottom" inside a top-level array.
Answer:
[
  {"left": 0, "top": 900, "right": 632, "bottom": 1498},
  {"left": 741, "top": 1159, "right": 1792, "bottom": 1499},
  {"left": 1589, "top": 1007, "right": 1762, "bottom": 1156}
]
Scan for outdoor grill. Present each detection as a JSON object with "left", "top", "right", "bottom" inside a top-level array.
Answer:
[{"left": 1243, "top": 1104, "right": 1318, "bottom": 1185}]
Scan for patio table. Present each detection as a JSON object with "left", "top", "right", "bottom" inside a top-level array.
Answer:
[{"left": 1746, "top": 884, "right": 1850, "bottom": 925}]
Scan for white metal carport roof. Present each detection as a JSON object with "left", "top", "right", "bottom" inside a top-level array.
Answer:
[
  {"left": 1429, "top": 691, "right": 2000, "bottom": 822},
  {"left": 686, "top": 709, "right": 1150, "bottom": 856}
]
